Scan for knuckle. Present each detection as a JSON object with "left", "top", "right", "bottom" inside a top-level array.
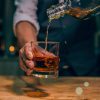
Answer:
[
  {"left": 25, "top": 42, "right": 31, "bottom": 48},
  {"left": 19, "top": 47, "right": 24, "bottom": 54},
  {"left": 19, "top": 49, "right": 22, "bottom": 55}
]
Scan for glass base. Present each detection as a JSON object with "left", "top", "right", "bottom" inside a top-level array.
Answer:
[{"left": 32, "top": 71, "right": 58, "bottom": 78}]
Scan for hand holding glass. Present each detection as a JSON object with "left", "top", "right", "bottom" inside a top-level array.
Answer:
[{"left": 31, "top": 41, "right": 59, "bottom": 78}]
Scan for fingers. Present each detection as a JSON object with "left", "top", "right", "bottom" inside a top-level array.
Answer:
[
  {"left": 39, "top": 48, "right": 56, "bottom": 57},
  {"left": 19, "top": 41, "right": 57, "bottom": 75},
  {"left": 19, "top": 45, "right": 35, "bottom": 75},
  {"left": 35, "top": 45, "right": 56, "bottom": 57},
  {"left": 25, "top": 60, "right": 35, "bottom": 69},
  {"left": 20, "top": 52, "right": 35, "bottom": 70},
  {"left": 24, "top": 42, "right": 33, "bottom": 60},
  {"left": 19, "top": 57, "right": 27, "bottom": 72},
  {"left": 19, "top": 58, "right": 34, "bottom": 75},
  {"left": 26, "top": 69, "right": 33, "bottom": 76},
  {"left": 33, "top": 47, "right": 44, "bottom": 57}
]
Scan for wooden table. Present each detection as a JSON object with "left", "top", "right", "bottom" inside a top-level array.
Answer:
[{"left": 0, "top": 76, "right": 100, "bottom": 100}]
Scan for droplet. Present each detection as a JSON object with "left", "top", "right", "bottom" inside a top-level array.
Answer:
[
  {"left": 84, "top": 82, "right": 90, "bottom": 87},
  {"left": 75, "top": 87, "right": 83, "bottom": 95}
]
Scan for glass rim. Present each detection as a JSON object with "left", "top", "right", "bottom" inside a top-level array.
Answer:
[{"left": 31, "top": 41, "right": 60, "bottom": 44}]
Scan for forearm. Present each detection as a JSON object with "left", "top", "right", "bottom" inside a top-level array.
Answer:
[{"left": 15, "top": 21, "right": 37, "bottom": 48}]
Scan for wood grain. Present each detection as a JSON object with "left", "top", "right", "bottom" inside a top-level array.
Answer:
[{"left": 0, "top": 76, "right": 100, "bottom": 100}]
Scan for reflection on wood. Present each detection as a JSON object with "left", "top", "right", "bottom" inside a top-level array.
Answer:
[{"left": 0, "top": 76, "right": 100, "bottom": 100}]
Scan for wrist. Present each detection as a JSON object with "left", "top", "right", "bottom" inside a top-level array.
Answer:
[
  {"left": 15, "top": 21, "right": 37, "bottom": 48},
  {"left": 18, "top": 36, "right": 37, "bottom": 48}
]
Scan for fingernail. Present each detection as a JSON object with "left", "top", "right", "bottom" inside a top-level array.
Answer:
[{"left": 28, "top": 52, "right": 33, "bottom": 59}]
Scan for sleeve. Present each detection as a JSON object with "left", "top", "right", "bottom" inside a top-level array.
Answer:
[{"left": 13, "top": 0, "right": 40, "bottom": 35}]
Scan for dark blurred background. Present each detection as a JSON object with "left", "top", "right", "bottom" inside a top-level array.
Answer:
[
  {"left": 0, "top": 0, "right": 100, "bottom": 75},
  {"left": 0, "top": 0, "right": 20, "bottom": 75}
]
